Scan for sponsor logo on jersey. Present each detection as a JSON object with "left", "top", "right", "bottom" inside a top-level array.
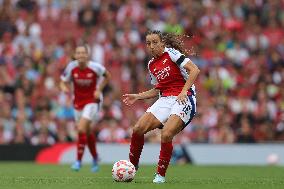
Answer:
[
  {"left": 75, "top": 79, "right": 92, "bottom": 86},
  {"left": 74, "top": 73, "right": 79, "bottom": 78},
  {"left": 154, "top": 66, "right": 171, "bottom": 81}
]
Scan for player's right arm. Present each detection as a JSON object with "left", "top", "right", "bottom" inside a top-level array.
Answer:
[
  {"left": 60, "top": 81, "right": 70, "bottom": 93},
  {"left": 60, "top": 61, "right": 77, "bottom": 93},
  {"left": 123, "top": 88, "right": 159, "bottom": 106},
  {"left": 123, "top": 59, "right": 160, "bottom": 106}
]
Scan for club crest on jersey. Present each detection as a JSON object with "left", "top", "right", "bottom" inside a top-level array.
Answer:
[
  {"left": 162, "top": 58, "right": 168, "bottom": 64},
  {"left": 87, "top": 73, "right": 93, "bottom": 78}
]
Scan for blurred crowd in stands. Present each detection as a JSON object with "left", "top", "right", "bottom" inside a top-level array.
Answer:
[{"left": 0, "top": 0, "right": 283, "bottom": 145}]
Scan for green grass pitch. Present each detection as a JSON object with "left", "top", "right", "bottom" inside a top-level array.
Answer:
[{"left": 0, "top": 162, "right": 283, "bottom": 189}]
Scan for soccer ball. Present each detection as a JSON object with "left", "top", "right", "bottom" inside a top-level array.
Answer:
[
  {"left": 112, "top": 160, "right": 136, "bottom": 182},
  {"left": 266, "top": 153, "right": 280, "bottom": 165}
]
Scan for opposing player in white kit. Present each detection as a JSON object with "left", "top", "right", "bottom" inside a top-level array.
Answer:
[
  {"left": 60, "top": 45, "right": 110, "bottom": 172},
  {"left": 123, "top": 30, "right": 200, "bottom": 183}
]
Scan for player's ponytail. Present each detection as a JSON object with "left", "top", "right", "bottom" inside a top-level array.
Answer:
[{"left": 146, "top": 30, "right": 195, "bottom": 56}]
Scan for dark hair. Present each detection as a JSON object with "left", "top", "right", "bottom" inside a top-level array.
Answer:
[
  {"left": 146, "top": 30, "right": 195, "bottom": 56},
  {"left": 76, "top": 44, "right": 90, "bottom": 54}
]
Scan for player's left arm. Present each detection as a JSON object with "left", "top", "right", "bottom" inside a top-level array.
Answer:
[
  {"left": 177, "top": 60, "right": 200, "bottom": 104},
  {"left": 94, "top": 70, "right": 111, "bottom": 100}
]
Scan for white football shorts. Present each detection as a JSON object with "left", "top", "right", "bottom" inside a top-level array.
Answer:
[
  {"left": 146, "top": 95, "right": 196, "bottom": 127},
  {"left": 74, "top": 102, "right": 101, "bottom": 123}
]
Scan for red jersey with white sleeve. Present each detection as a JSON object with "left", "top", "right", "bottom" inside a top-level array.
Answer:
[
  {"left": 148, "top": 47, "right": 196, "bottom": 96},
  {"left": 61, "top": 60, "right": 106, "bottom": 110}
]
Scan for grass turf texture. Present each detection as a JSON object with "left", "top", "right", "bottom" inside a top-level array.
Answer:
[{"left": 0, "top": 162, "right": 283, "bottom": 189}]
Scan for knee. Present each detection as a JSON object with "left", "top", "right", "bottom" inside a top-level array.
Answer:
[
  {"left": 78, "top": 127, "right": 87, "bottom": 134},
  {"left": 133, "top": 123, "right": 147, "bottom": 135},
  {"left": 161, "top": 130, "right": 174, "bottom": 142},
  {"left": 77, "top": 120, "right": 88, "bottom": 134}
]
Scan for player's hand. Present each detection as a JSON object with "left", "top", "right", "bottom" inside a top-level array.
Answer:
[
  {"left": 122, "top": 94, "right": 139, "bottom": 106},
  {"left": 176, "top": 90, "right": 188, "bottom": 105},
  {"left": 60, "top": 82, "right": 70, "bottom": 93},
  {"left": 94, "top": 90, "right": 101, "bottom": 100}
]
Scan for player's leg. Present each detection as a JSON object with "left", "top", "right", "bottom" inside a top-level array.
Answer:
[
  {"left": 86, "top": 123, "right": 100, "bottom": 173},
  {"left": 86, "top": 126, "right": 97, "bottom": 158},
  {"left": 129, "top": 112, "right": 162, "bottom": 169},
  {"left": 83, "top": 103, "right": 100, "bottom": 172},
  {"left": 130, "top": 97, "right": 172, "bottom": 170},
  {"left": 71, "top": 115, "right": 91, "bottom": 171},
  {"left": 153, "top": 115, "right": 184, "bottom": 183},
  {"left": 154, "top": 95, "right": 196, "bottom": 183},
  {"left": 85, "top": 103, "right": 99, "bottom": 159}
]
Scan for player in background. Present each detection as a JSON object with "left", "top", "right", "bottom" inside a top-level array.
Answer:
[
  {"left": 60, "top": 45, "right": 110, "bottom": 172},
  {"left": 123, "top": 30, "right": 200, "bottom": 183}
]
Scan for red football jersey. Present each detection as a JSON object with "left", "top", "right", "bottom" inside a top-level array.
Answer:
[
  {"left": 148, "top": 47, "right": 196, "bottom": 96},
  {"left": 61, "top": 61, "right": 106, "bottom": 110}
]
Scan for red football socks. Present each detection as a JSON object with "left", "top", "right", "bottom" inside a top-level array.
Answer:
[
  {"left": 87, "top": 133, "right": 98, "bottom": 159},
  {"left": 77, "top": 133, "right": 87, "bottom": 161},
  {"left": 157, "top": 141, "right": 173, "bottom": 176},
  {"left": 129, "top": 132, "right": 144, "bottom": 167}
]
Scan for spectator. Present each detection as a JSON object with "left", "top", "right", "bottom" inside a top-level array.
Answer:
[
  {"left": 0, "top": 0, "right": 283, "bottom": 144},
  {"left": 236, "top": 117, "right": 255, "bottom": 143},
  {"left": 78, "top": 0, "right": 99, "bottom": 28}
]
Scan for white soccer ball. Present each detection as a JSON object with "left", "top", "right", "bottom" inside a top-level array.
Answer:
[
  {"left": 112, "top": 160, "right": 136, "bottom": 182},
  {"left": 266, "top": 153, "right": 280, "bottom": 165}
]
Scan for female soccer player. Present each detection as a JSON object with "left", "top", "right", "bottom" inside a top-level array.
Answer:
[
  {"left": 60, "top": 45, "right": 110, "bottom": 172},
  {"left": 123, "top": 30, "right": 200, "bottom": 183}
]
